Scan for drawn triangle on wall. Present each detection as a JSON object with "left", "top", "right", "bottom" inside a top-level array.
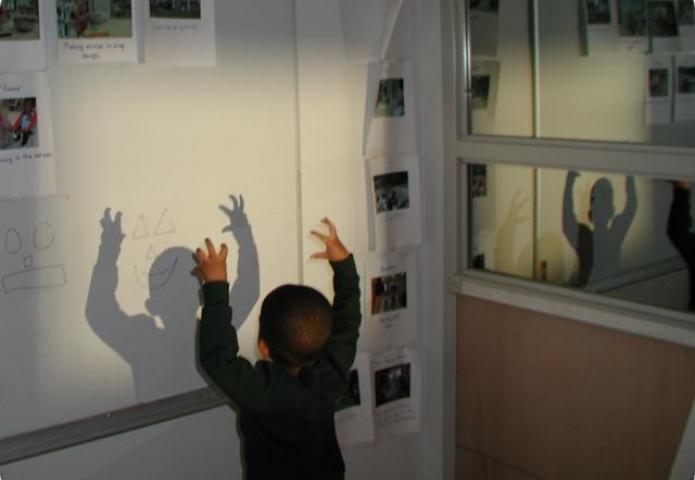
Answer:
[
  {"left": 154, "top": 209, "right": 176, "bottom": 236},
  {"left": 146, "top": 245, "right": 157, "bottom": 261},
  {"left": 132, "top": 214, "right": 150, "bottom": 240}
]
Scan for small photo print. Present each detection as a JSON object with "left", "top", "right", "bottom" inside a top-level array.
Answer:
[
  {"left": 336, "top": 370, "right": 361, "bottom": 412},
  {"left": 150, "top": 0, "right": 201, "bottom": 20},
  {"left": 0, "top": 97, "right": 38, "bottom": 150},
  {"left": 471, "top": 74, "right": 491, "bottom": 110},
  {"left": 618, "top": 0, "right": 647, "bottom": 36},
  {"left": 679, "top": 0, "right": 695, "bottom": 26},
  {"left": 469, "top": 0, "right": 499, "bottom": 13},
  {"left": 649, "top": 1, "right": 679, "bottom": 37},
  {"left": 678, "top": 66, "right": 695, "bottom": 94},
  {"left": 375, "top": 363, "right": 411, "bottom": 407},
  {"left": 586, "top": 0, "right": 611, "bottom": 24},
  {"left": 470, "top": 164, "right": 487, "bottom": 198},
  {"left": 374, "top": 171, "right": 410, "bottom": 214},
  {"left": 371, "top": 272, "right": 407, "bottom": 315},
  {"left": 375, "top": 78, "right": 405, "bottom": 118},
  {"left": 57, "top": 0, "right": 133, "bottom": 39},
  {"left": 649, "top": 68, "right": 669, "bottom": 97},
  {"left": 0, "top": 0, "right": 40, "bottom": 41}
]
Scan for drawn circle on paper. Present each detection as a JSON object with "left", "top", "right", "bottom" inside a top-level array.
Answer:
[
  {"left": 5, "top": 228, "right": 23, "bottom": 254},
  {"left": 34, "top": 222, "right": 56, "bottom": 250}
]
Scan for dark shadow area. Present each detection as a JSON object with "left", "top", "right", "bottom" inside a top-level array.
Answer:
[
  {"left": 563, "top": 171, "right": 637, "bottom": 286},
  {"left": 85, "top": 194, "right": 259, "bottom": 403},
  {"left": 668, "top": 182, "right": 695, "bottom": 311}
]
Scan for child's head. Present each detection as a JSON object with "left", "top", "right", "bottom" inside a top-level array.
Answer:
[{"left": 258, "top": 284, "right": 332, "bottom": 369}]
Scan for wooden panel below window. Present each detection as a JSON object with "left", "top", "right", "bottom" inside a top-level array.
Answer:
[{"left": 456, "top": 295, "right": 695, "bottom": 480}]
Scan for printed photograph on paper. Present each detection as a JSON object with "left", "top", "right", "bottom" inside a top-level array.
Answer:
[
  {"left": 374, "top": 171, "right": 410, "bottom": 214},
  {"left": 375, "top": 363, "right": 411, "bottom": 407},
  {"left": 336, "top": 370, "right": 361, "bottom": 412},
  {"left": 371, "top": 272, "right": 407, "bottom": 314},
  {"left": 0, "top": 97, "right": 38, "bottom": 150},
  {"left": 149, "top": 0, "right": 201, "bottom": 20},
  {"left": 375, "top": 78, "right": 405, "bottom": 118},
  {"left": 618, "top": 0, "right": 647, "bottom": 36},
  {"left": 586, "top": 0, "right": 611, "bottom": 24},
  {"left": 0, "top": 0, "right": 40, "bottom": 41},
  {"left": 649, "top": 68, "right": 669, "bottom": 97},
  {"left": 678, "top": 66, "right": 695, "bottom": 93},
  {"left": 57, "top": 0, "right": 132, "bottom": 39}
]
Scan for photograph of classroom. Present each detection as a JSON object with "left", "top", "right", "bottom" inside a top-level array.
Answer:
[
  {"left": 0, "top": 97, "right": 38, "bottom": 150},
  {"left": 0, "top": 0, "right": 39, "bottom": 41},
  {"left": 149, "top": 0, "right": 201, "bottom": 20},
  {"left": 57, "top": 0, "right": 132, "bottom": 39},
  {"left": 2, "top": 1, "right": 695, "bottom": 480}
]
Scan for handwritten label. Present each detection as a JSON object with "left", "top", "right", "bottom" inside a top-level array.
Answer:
[
  {"left": 152, "top": 23, "right": 199, "bottom": 33},
  {"left": 62, "top": 41, "right": 128, "bottom": 61},
  {"left": 1, "top": 85, "right": 21, "bottom": 94},
  {"left": 0, "top": 151, "right": 53, "bottom": 166}
]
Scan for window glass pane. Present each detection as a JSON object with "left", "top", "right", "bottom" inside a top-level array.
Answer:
[
  {"left": 469, "top": 162, "right": 694, "bottom": 313},
  {"left": 469, "top": 163, "right": 536, "bottom": 278},
  {"left": 467, "top": 0, "right": 534, "bottom": 136}
]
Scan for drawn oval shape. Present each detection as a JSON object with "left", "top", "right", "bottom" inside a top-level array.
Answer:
[
  {"left": 5, "top": 229, "right": 23, "bottom": 254},
  {"left": 34, "top": 222, "right": 56, "bottom": 250}
]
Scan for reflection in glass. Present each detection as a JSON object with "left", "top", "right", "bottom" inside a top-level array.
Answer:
[
  {"left": 463, "top": 0, "right": 695, "bottom": 147},
  {"left": 468, "top": 162, "right": 694, "bottom": 313}
]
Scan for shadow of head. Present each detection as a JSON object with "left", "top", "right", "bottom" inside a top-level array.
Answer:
[
  {"left": 143, "top": 247, "right": 199, "bottom": 326},
  {"left": 589, "top": 178, "right": 615, "bottom": 228}
]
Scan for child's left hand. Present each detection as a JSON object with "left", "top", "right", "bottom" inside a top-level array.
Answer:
[{"left": 194, "top": 238, "right": 228, "bottom": 284}]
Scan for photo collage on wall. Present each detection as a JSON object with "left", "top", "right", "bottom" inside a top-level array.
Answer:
[
  {"left": 584, "top": 0, "right": 695, "bottom": 53},
  {"left": 644, "top": 52, "right": 695, "bottom": 123},
  {"left": 335, "top": 13, "right": 423, "bottom": 445},
  {"left": 0, "top": 0, "right": 218, "bottom": 199}
]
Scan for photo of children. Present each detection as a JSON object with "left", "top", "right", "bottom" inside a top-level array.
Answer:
[
  {"left": 679, "top": 66, "right": 695, "bottom": 94},
  {"left": 375, "top": 78, "right": 405, "bottom": 118},
  {"left": 471, "top": 74, "right": 491, "bottom": 110},
  {"left": 648, "top": 1, "right": 678, "bottom": 37},
  {"left": 374, "top": 171, "right": 410, "bottom": 214},
  {"left": 618, "top": 0, "right": 646, "bottom": 36},
  {"left": 57, "top": 0, "right": 132, "bottom": 39},
  {"left": 375, "top": 363, "right": 410, "bottom": 407},
  {"left": 0, "top": 97, "right": 38, "bottom": 150},
  {"left": 371, "top": 272, "right": 407, "bottom": 315},
  {"left": 649, "top": 68, "right": 669, "bottom": 97},
  {"left": 469, "top": 0, "right": 499, "bottom": 13},
  {"left": 150, "top": 0, "right": 201, "bottom": 19},
  {"left": 586, "top": 0, "right": 611, "bottom": 24},
  {"left": 0, "top": 0, "right": 40, "bottom": 41},
  {"left": 679, "top": 0, "right": 695, "bottom": 25},
  {"left": 335, "top": 370, "right": 361, "bottom": 412}
]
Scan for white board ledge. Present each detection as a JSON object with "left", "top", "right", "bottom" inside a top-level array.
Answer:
[{"left": 449, "top": 272, "right": 695, "bottom": 349}]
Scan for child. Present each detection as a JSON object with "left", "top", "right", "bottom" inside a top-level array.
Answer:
[
  {"left": 12, "top": 98, "right": 37, "bottom": 147},
  {"left": 195, "top": 218, "right": 360, "bottom": 480}
]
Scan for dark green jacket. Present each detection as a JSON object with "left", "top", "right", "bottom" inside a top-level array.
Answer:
[{"left": 199, "top": 256, "right": 361, "bottom": 480}]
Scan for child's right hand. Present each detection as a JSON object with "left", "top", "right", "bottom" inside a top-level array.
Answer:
[
  {"left": 310, "top": 218, "right": 350, "bottom": 263},
  {"left": 194, "top": 238, "right": 228, "bottom": 284}
]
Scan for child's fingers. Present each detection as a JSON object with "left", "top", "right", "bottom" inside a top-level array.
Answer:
[
  {"left": 310, "top": 229, "right": 329, "bottom": 243},
  {"left": 310, "top": 251, "right": 328, "bottom": 260},
  {"left": 204, "top": 238, "right": 216, "bottom": 257},
  {"left": 219, "top": 243, "right": 229, "bottom": 260},
  {"left": 194, "top": 247, "right": 207, "bottom": 265}
]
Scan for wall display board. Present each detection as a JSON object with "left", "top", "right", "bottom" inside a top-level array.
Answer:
[{"left": 0, "top": 0, "right": 300, "bottom": 474}]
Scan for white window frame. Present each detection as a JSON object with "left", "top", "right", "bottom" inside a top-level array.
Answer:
[{"left": 442, "top": 0, "right": 695, "bottom": 348}]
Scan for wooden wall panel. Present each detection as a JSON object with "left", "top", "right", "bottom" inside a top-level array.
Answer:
[
  {"left": 456, "top": 448, "right": 541, "bottom": 480},
  {"left": 456, "top": 295, "right": 695, "bottom": 480}
]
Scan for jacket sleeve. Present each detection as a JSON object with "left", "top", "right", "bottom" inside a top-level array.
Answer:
[
  {"left": 324, "top": 255, "right": 361, "bottom": 377},
  {"left": 199, "top": 282, "right": 270, "bottom": 413}
]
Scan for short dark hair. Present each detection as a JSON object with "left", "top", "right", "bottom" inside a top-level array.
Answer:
[{"left": 259, "top": 284, "right": 333, "bottom": 367}]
